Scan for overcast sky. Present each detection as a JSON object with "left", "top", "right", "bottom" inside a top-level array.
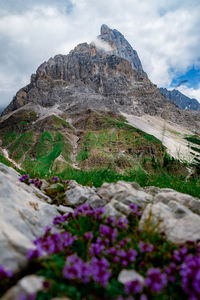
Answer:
[{"left": 0, "top": 0, "right": 200, "bottom": 107}]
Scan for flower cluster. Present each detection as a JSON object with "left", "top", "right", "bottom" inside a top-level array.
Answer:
[
  {"left": 28, "top": 227, "right": 77, "bottom": 259},
  {"left": 73, "top": 204, "right": 105, "bottom": 220},
  {"left": 30, "top": 178, "right": 42, "bottom": 189},
  {"left": 19, "top": 174, "right": 30, "bottom": 184},
  {"left": 125, "top": 280, "right": 143, "bottom": 294},
  {"left": 139, "top": 241, "right": 154, "bottom": 253},
  {"left": 51, "top": 176, "right": 59, "bottom": 183},
  {"left": 180, "top": 254, "right": 200, "bottom": 299},
  {"left": 19, "top": 174, "right": 42, "bottom": 189},
  {"left": 22, "top": 202, "right": 200, "bottom": 300},
  {"left": 111, "top": 248, "right": 137, "bottom": 266},
  {"left": 63, "top": 255, "right": 111, "bottom": 286},
  {"left": 145, "top": 268, "right": 167, "bottom": 293},
  {"left": 129, "top": 203, "right": 141, "bottom": 216}
]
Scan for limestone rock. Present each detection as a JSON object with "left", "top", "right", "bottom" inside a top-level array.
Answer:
[
  {"left": 139, "top": 201, "right": 200, "bottom": 244},
  {"left": 118, "top": 269, "right": 144, "bottom": 285},
  {"left": 97, "top": 181, "right": 152, "bottom": 207},
  {"left": 154, "top": 190, "right": 200, "bottom": 215},
  {"left": 1, "top": 275, "right": 43, "bottom": 300},
  {"left": 65, "top": 181, "right": 102, "bottom": 207},
  {"left": 0, "top": 163, "right": 59, "bottom": 272},
  {"left": 104, "top": 200, "right": 123, "bottom": 218}
]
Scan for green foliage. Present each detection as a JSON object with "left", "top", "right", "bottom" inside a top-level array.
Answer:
[
  {"left": 76, "top": 132, "right": 97, "bottom": 161},
  {"left": 20, "top": 120, "right": 28, "bottom": 125},
  {"left": 143, "top": 134, "right": 162, "bottom": 144},
  {"left": 44, "top": 181, "right": 69, "bottom": 205},
  {"left": 9, "top": 131, "right": 34, "bottom": 161},
  {"left": 185, "top": 135, "right": 200, "bottom": 145},
  {"left": 2, "top": 132, "right": 18, "bottom": 146},
  {"left": 23, "top": 132, "right": 72, "bottom": 177},
  {"left": 51, "top": 115, "right": 73, "bottom": 129}
]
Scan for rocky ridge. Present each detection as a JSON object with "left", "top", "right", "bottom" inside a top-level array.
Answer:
[{"left": 160, "top": 88, "right": 200, "bottom": 111}]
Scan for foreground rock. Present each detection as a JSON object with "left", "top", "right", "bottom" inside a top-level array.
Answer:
[
  {"left": 1, "top": 161, "right": 200, "bottom": 277},
  {"left": 139, "top": 201, "right": 200, "bottom": 244},
  {"left": 0, "top": 163, "right": 60, "bottom": 272},
  {"left": 1, "top": 275, "right": 43, "bottom": 300}
]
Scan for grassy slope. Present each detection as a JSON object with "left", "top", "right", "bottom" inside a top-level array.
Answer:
[
  {"left": 76, "top": 113, "right": 165, "bottom": 171},
  {"left": 1, "top": 109, "right": 200, "bottom": 197}
]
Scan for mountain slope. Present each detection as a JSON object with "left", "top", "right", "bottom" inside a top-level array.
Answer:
[{"left": 0, "top": 104, "right": 169, "bottom": 177}]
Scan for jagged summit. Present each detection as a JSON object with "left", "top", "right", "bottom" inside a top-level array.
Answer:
[{"left": 99, "top": 24, "right": 146, "bottom": 75}]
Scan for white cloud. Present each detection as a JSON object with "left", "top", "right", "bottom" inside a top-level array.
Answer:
[{"left": 0, "top": 0, "right": 200, "bottom": 107}]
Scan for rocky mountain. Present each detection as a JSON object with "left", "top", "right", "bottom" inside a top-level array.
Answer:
[
  {"left": 2, "top": 26, "right": 200, "bottom": 130},
  {"left": 1, "top": 25, "right": 200, "bottom": 177},
  {"left": 160, "top": 87, "right": 200, "bottom": 111}
]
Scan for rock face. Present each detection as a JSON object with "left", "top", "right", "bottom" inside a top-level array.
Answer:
[
  {"left": 0, "top": 163, "right": 59, "bottom": 272},
  {"left": 139, "top": 201, "right": 200, "bottom": 244},
  {"left": 160, "top": 88, "right": 200, "bottom": 111},
  {"left": 98, "top": 24, "right": 146, "bottom": 75}
]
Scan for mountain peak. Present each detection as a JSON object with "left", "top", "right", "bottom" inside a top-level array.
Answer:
[
  {"left": 99, "top": 24, "right": 146, "bottom": 75},
  {"left": 100, "top": 24, "right": 111, "bottom": 35}
]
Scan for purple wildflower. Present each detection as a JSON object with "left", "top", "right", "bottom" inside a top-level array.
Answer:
[
  {"left": 139, "top": 241, "right": 154, "bottom": 253},
  {"left": 180, "top": 254, "right": 200, "bottom": 299},
  {"left": 129, "top": 203, "right": 138, "bottom": 214},
  {"left": 51, "top": 176, "right": 59, "bottom": 183},
  {"left": 63, "top": 254, "right": 91, "bottom": 283},
  {"left": 105, "top": 216, "right": 116, "bottom": 226},
  {"left": 140, "top": 295, "right": 148, "bottom": 300},
  {"left": 145, "top": 268, "right": 167, "bottom": 293},
  {"left": 19, "top": 174, "right": 30, "bottom": 183},
  {"left": 113, "top": 249, "right": 137, "bottom": 266},
  {"left": 84, "top": 232, "right": 93, "bottom": 240},
  {"left": 99, "top": 224, "right": 117, "bottom": 243},
  {"left": 53, "top": 214, "right": 69, "bottom": 225},
  {"left": 89, "top": 242, "right": 105, "bottom": 256},
  {"left": 28, "top": 230, "right": 76, "bottom": 259},
  {"left": 125, "top": 280, "right": 143, "bottom": 294},
  {"left": 120, "top": 238, "right": 131, "bottom": 247},
  {"left": 0, "top": 265, "right": 12, "bottom": 279},
  {"left": 18, "top": 293, "right": 36, "bottom": 300},
  {"left": 117, "top": 217, "right": 128, "bottom": 230},
  {"left": 91, "top": 257, "right": 111, "bottom": 286},
  {"left": 173, "top": 246, "right": 188, "bottom": 263}
]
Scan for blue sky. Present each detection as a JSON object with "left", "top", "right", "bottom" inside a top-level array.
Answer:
[
  {"left": 171, "top": 67, "right": 200, "bottom": 89},
  {"left": 0, "top": 0, "right": 200, "bottom": 107}
]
